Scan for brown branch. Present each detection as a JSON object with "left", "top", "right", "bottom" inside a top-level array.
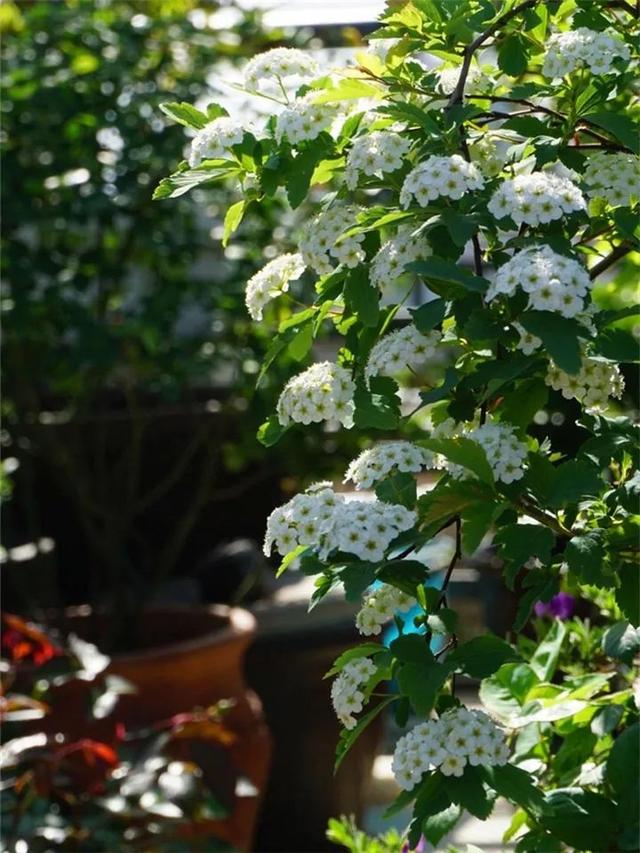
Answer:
[
  {"left": 447, "top": 0, "right": 537, "bottom": 109},
  {"left": 589, "top": 242, "right": 634, "bottom": 280},
  {"left": 437, "top": 517, "right": 462, "bottom": 609}
]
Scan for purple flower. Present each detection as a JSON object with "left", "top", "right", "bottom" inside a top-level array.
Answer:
[
  {"left": 402, "top": 836, "right": 426, "bottom": 853},
  {"left": 534, "top": 592, "right": 575, "bottom": 620}
]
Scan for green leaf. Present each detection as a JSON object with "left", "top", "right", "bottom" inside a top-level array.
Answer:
[
  {"left": 461, "top": 500, "right": 505, "bottom": 556},
  {"left": 397, "top": 660, "right": 453, "bottom": 715},
  {"left": 222, "top": 199, "right": 246, "bottom": 247},
  {"left": 422, "top": 804, "right": 461, "bottom": 846},
  {"left": 498, "top": 378, "right": 549, "bottom": 430},
  {"left": 378, "top": 560, "right": 429, "bottom": 597},
  {"left": 519, "top": 311, "right": 582, "bottom": 374},
  {"left": 607, "top": 723, "right": 640, "bottom": 811},
  {"left": 494, "top": 523, "right": 555, "bottom": 588},
  {"left": 441, "top": 210, "right": 477, "bottom": 247},
  {"left": 285, "top": 146, "right": 324, "bottom": 208},
  {"left": 498, "top": 34, "right": 530, "bottom": 77},
  {"left": 548, "top": 460, "right": 603, "bottom": 508},
  {"left": 344, "top": 266, "right": 379, "bottom": 328},
  {"left": 541, "top": 788, "right": 619, "bottom": 851},
  {"left": 312, "top": 77, "right": 381, "bottom": 104},
  {"left": 529, "top": 620, "right": 566, "bottom": 682},
  {"left": 153, "top": 164, "right": 239, "bottom": 199},
  {"left": 602, "top": 621, "right": 640, "bottom": 664},
  {"left": 595, "top": 327, "right": 640, "bottom": 363},
  {"left": 479, "top": 663, "right": 539, "bottom": 722},
  {"left": 565, "top": 530, "right": 609, "bottom": 587},
  {"left": 482, "top": 764, "right": 547, "bottom": 818},
  {"left": 411, "top": 298, "right": 447, "bottom": 333},
  {"left": 339, "top": 563, "right": 377, "bottom": 602},
  {"left": 444, "top": 765, "right": 494, "bottom": 819},
  {"left": 287, "top": 324, "right": 314, "bottom": 361},
  {"left": 375, "top": 471, "right": 417, "bottom": 509},
  {"left": 257, "top": 415, "right": 288, "bottom": 447},
  {"left": 334, "top": 697, "right": 395, "bottom": 772},
  {"left": 420, "top": 437, "right": 494, "bottom": 485},
  {"left": 616, "top": 561, "right": 640, "bottom": 625},
  {"left": 391, "top": 633, "right": 433, "bottom": 664},
  {"left": 419, "top": 366, "right": 460, "bottom": 405},
  {"left": 448, "top": 635, "right": 519, "bottom": 679},
  {"left": 275, "top": 544, "right": 308, "bottom": 578},
  {"left": 427, "top": 608, "right": 458, "bottom": 635},
  {"left": 585, "top": 112, "right": 640, "bottom": 154},
  {"left": 353, "top": 377, "right": 400, "bottom": 430},
  {"left": 590, "top": 704, "right": 623, "bottom": 736},
  {"left": 325, "top": 643, "right": 384, "bottom": 677},
  {"left": 503, "top": 115, "right": 553, "bottom": 137},
  {"left": 418, "top": 479, "right": 493, "bottom": 531},
  {"left": 409, "top": 258, "right": 488, "bottom": 294},
  {"left": 159, "top": 101, "right": 211, "bottom": 129}
]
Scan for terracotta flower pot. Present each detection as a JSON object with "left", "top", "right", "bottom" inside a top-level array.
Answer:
[{"left": 39, "top": 605, "right": 271, "bottom": 852}]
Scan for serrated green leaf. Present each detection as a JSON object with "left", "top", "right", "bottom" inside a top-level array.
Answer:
[
  {"left": 529, "top": 620, "right": 566, "bottom": 682},
  {"left": 411, "top": 298, "right": 447, "bottom": 333},
  {"left": 602, "top": 621, "right": 640, "bottom": 664},
  {"left": 444, "top": 765, "right": 494, "bottom": 819},
  {"left": 420, "top": 437, "right": 494, "bottom": 485},
  {"left": 448, "top": 635, "right": 519, "bottom": 679},
  {"left": 498, "top": 34, "right": 530, "bottom": 76},
  {"left": 334, "top": 697, "right": 394, "bottom": 772},
  {"left": 375, "top": 471, "right": 417, "bottom": 509},
  {"left": 585, "top": 112, "right": 640, "bottom": 154},
  {"left": 519, "top": 311, "right": 582, "bottom": 374},
  {"left": 482, "top": 764, "right": 547, "bottom": 818},
  {"left": 159, "top": 101, "right": 211, "bottom": 129}
]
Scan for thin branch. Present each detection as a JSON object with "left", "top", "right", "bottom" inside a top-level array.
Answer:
[
  {"left": 589, "top": 242, "right": 633, "bottom": 280},
  {"left": 437, "top": 517, "right": 462, "bottom": 609},
  {"left": 516, "top": 498, "right": 572, "bottom": 539},
  {"left": 447, "top": 0, "right": 537, "bottom": 109}
]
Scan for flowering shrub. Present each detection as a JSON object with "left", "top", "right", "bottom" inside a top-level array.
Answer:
[{"left": 159, "top": 2, "right": 639, "bottom": 849}]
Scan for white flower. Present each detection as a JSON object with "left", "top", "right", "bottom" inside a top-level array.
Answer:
[
  {"left": 448, "top": 420, "right": 528, "bottom": 484},
  {"left": 435, "top": 63, "right": 488, "bottom": 96},
  {"left": 356, "top": 583, "right": 416, "bottom": 636},
  {"left": 513, "top": 322, "right": 542, "bottom": 355},
  {"left": 546, "top": 355, "right": 625, "bottom": 412},
  {"left": 277, "top": 362, "right": 356, "bottom": 428},
  {"left": 583, "top": 152, "right": 640, "bottom": 209},
  {"left": 392, "top": 708, "right": 508, "bottom": 789},
  {"left": 487, "top": 245, "right": 591, "bottom": 319},
  {"left": 275, "top": 94, "right": 338, "bottom": 145},
  {"left": 243, "top": 47, "right": 319, "bottom": 94},
  {"left": 370, "top": 227, "right": 432, "bottom": 290},
  {"left": 188, "top": 117, "right": 244, "bottom": 168},
  {"left": 299, "top": 203, "right": 364, "bottom": 276},
  {"left": 400, "top": 154, "right": 484, "bottom": 208},
  {"left": 469, "top": 132, "right": 504, "bottom": 177},
  {"left": 245, "top": 253, "right": 306, "bottom": 320},
  {"left": 334, "top": 503, "right": 417, "bottom": 565},
  {"left": 345, "top": 131, "right": 412, "bottom": 189},
  {"left": 331, "top": 657, "right": 377, "bottom": 729},
  {"left": 263, "top": 482, "right": 340, "bottom": 558},
  {"left": 543, "top": 28, "right": 630, "bottom": 79},
  {"left": 488, "top": 171, "right": 586, "bottom": 226},
  {"left": 345, "top": 441, "right": 434, "bottom": 490},
  {"left": 365, "top": 324, "right": 441, "bottom": 383}
]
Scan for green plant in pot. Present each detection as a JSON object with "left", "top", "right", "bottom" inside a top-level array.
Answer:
[
  {"left": 1, "top": 0, "right": 361, "bottom": 648},
  {"left": 158, "top": 1, "right": 639, "bottom": 850}
]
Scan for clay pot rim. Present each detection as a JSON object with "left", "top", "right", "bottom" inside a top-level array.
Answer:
[{"left": 59, "top": 604, "right": 256, "bottom": 663}]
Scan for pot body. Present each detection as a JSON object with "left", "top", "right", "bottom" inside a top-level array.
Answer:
[{"left": 42, "top": 606, "right": 271, "bottom": 852}]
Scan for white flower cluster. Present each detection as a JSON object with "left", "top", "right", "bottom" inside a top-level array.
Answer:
[
  {"left": 345, "top": 131, "right": 412, "bottom": 189},
  {"left": 356, "top": 583, "right": 416, "bottom": 636},
  {"left": 331, "top": 657, "right": 378, "bottom": 730},
  {"left": 275, "top": 94, "right": 337, "bottom": 146},
  {"left": 188, "top": 118, "right": 244, "bottom": 168},
  {"left": 583, "top": 152, "right": 640, "bottom": 209},
  {"left": 488, "top": 171, "right": 586, "bottom": 226},
  {"left": 542, "top": 28, "right": 630, "bottom": 79},
  {"left": 365, "top": 325, "right": 441, "bottom": 383},
  {"left": 344, "top": 441, "right": 433, "bottom": 490},
  {"left": 277, "top": 362, "right": 355, "bottom": 427},
  {"left": 449, "top": 421, "right": 528, "bottom": 484},
  {"left": 392, "top": 708, "right": 509, "bottom": 789},
  {"left": 469, "top": 133, "right": 503, "bottom": 178},
  {"left": 243, "top": 47, "right": 319, "bottom": 93},
  {"left": 245, "top": 253, "right": 306, "bottom": 320},
  {"left": 333, "top": 502, "right": 417, "bottom": 563},
  {"left": 263, "top": 483, "right": 340, "bottom": 558},
  {"left": 299, "top": 204, "right": 363, "bottom": 275},
  {"left": 400, "top": 155, "right": 484, "bottom": 207},
  {"left": 546, "top": 355, "right": 625, "bottom": 411},
  {"left": 435, "top": 64, "right": 488, "bottom": 96},
  {"left": 369, "top": 227, "right": 431, "bottom": 290},
  {"left": 264, "top": 485, "right": 416, "bottom": 563},
  {"left": 487, "top": 246, "right": 591, "bottom": 318}
]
